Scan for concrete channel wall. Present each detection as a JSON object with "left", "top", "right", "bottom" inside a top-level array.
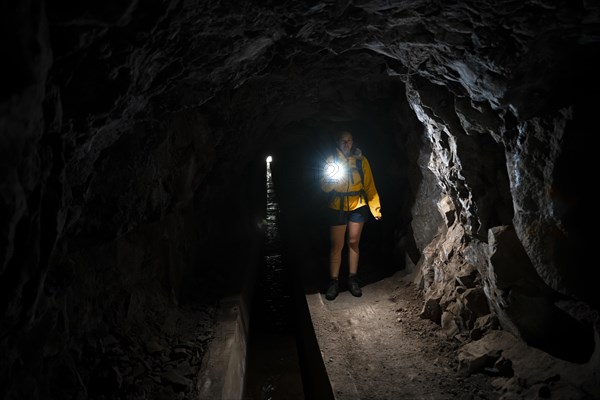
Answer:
[{"left": 198, "top": 294, "right": 250, "bottom": 400}]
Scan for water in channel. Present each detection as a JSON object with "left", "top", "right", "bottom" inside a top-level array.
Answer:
[{"left": 242, "top": 158, "right": 304, "bottom": 400}]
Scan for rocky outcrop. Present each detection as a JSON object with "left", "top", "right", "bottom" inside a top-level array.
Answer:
[{"left": 458, "top": 330, "right": 600, "bottom": 399}]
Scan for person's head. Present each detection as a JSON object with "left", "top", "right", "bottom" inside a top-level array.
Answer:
[{"left": 336, "top": 131, "right": 353, "bottom": 157}]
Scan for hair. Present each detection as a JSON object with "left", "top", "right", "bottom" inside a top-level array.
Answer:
[{"left": 336, "top": 130, "right": 353, "bottom": 141}]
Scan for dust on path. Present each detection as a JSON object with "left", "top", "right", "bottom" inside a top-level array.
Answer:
[{"left": 306, "top": 270, "right": 499, "bottom": 400}]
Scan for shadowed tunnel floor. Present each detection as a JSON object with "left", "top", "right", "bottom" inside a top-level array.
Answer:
[{"left": 267, "top": 162, "right": 500, "bottom": 399}]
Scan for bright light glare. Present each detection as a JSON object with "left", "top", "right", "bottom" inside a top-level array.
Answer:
[
  {"left": 266, "top": 155, "right": 273, "bottom": 163},
  {"left": 324, "top": 161, "right": 344, "bottom": 181}
]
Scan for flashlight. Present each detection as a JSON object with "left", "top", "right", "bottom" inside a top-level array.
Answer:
[{"left": 324, "top": 160, "right": 345, "bottom": 181}]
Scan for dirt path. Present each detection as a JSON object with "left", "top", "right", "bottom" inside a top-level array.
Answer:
[{"left": 306, "top": 270, "right": 499, "bottom": 400}]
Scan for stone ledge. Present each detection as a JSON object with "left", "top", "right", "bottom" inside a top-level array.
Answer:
[{"left": 198, "top": 296, "right": 249, "bottom": 400}]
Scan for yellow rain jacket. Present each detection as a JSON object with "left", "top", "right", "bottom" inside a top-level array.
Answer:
[{"left": 320, "top": 148, "right": 382, "bottom": 220}]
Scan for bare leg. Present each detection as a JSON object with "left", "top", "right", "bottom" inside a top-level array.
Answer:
[
  {"left": 347, "top": 221, "right": 364, "bottom": 275},
  {"left": 329, "top": 225, "right": 347, "bottom": 279}
]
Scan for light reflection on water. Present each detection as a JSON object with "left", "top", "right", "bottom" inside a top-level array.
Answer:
[
  {"left": 263, "top": 160, "right": 290, "bottom": 330},
  {"left": 243, "top": 159, "right": 304, "bottom": 400}
]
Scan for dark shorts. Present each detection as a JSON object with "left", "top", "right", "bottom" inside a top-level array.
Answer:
[{"left": 328, "top": 205, "right": 370, "bottom": 226}]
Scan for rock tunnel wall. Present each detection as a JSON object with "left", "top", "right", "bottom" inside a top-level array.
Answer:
[
  {"left": 406, "top": 65, "right": 598, "bottom": 362},
  {"left": 2, "top": 0, "right": 600, "bottom": 398}
]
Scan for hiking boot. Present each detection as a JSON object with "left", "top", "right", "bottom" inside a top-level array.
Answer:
[
  {"left": 325, "top": 279, "right": 339, "bottom": 300},
  {"left": 348, "top": 275, "right": 362, "bottom": 297}
]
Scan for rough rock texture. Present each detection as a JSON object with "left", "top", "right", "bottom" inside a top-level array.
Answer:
[
  {"left": 458, "top": 330, "right": 600, "bottom": 400},
  {"left": 2, "top": 0, "right": 600, "bottom": 399}
]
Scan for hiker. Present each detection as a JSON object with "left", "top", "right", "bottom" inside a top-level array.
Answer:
[{"left": 320, "top": 130, "right": 382, "bottom": 300}]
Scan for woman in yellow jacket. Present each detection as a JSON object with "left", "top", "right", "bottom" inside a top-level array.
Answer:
[{"left": 320, "top": 131, "right": 382, "bottom": 300}]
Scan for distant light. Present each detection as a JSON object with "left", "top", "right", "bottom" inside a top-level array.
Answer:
[{"left": 266, "top": 155, "right": 272, "bottom": 163}]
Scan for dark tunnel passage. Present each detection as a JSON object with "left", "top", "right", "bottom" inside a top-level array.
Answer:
[
  {"left": 269, "top": 116, "right": 419, "bottom": 292},
  {"left": 2, "top": 1, "right": 600, "bottom": 399}
]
